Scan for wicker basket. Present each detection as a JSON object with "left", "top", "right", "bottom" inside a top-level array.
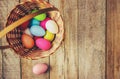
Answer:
[{"left": 0, "top": 0, "right": 64, "bottom": 60}]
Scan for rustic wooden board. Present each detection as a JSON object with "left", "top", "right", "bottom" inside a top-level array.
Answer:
[
  {"left": 0, "top": 0, "right": 21, "bottom": 79},
  {"left": 0, "top": 4, "right": 3, "bottom": 77},
  {"left": 0, "top": 49, "right": 2, "bottom": 78},
  {"left": 107, "top": 0, "right": 120, "bottom": 79},
  {"left": 63, "top": 0, "right": 79, "bottom": 79},
  {"left": 0, "top": 46, "right": 2, "bottom": 78},
  {"left": 1, "top": 0, "right": 118, "bottom": 79},
  {"left": 0, "top": 1, "right": 4, "bottom": 77},
  {"left": 78, "top": 0, "right": 105, "bottom": 79}
]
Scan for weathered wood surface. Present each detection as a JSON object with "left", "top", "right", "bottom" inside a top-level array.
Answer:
[
  {"left": 0, "top": 0, "right": 21, "bottom": 79},
  {"left": 0, "top": 0, "right": 107, "bottom": 79},
  {"left": 78, "top": 0, "right": 105, "bottom": 79},
  {"left": 107, "top": 0, "right": 120, "bottom": 79}
]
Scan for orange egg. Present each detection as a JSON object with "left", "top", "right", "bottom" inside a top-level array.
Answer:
[{"left": 22, "top": 34, "right": 34, "bottom": 49}]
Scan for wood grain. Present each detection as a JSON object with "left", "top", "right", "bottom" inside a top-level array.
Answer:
[
  {"left": 1, "top": 0, "right": 21, "bottom": 79},
  {"left": 1, "top": 0, "right": 119, "bottom": 79},
  {"left": 0, "top": 12, "right": 3, "bottom": 79},
  {"left": 0, "top": 47, "right": 2, "bottom": 78},
  {"left": 63, "top": 0, "right": 79, "bottom": 79},
  {"left": 78, "top": 0, "right": 105, "bottom": 79},
  {"left": 107, "top": 0, "right": 120, "bottom": 79},
  {"left": 0, "top": 2, "right": 4, "bottom": 77}
]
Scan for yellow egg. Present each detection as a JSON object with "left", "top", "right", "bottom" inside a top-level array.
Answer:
[{"left": 44, "top": 31, "right": 55, "bottom": 41}]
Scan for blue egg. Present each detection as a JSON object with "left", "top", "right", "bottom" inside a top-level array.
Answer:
[
  {"left": 30, "top": 25, "right": 45, "bottom": 36},
  {"left": 30, "top": 19, "right": 40, "bottom": 26}
]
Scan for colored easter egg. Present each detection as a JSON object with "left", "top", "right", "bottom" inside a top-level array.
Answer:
[
  {"left": 19, "top": 20, "right": 29, "bottom": 30},
  {"left": 30, "top": 19, "right": 40, "bottom": 26},
  {"left": 30, "top": 25, "right": 45, "bottom": 36},
  {"left": 22, "top": 34, "right": 34, "bottom": 49},
  {"left": 33, "top": 63, "right": 48, "bottom": 75},
  {"left": 36, "top": 38, "right": 51, "bottom": 50},
  {"left": 32, "top": 10, "right": 46, "bottom": 21},
  {"left": 44, "top": 31, "right": 55, "bottom": 41},
  {"left": 24, "top": 28, "right": 33, "bottom": 37},
  {"left": 46, "top": 20, "right": 58, "bottom": 34},
  {"left": 40, "top": 18, "right": 51, "bottom": 30}
]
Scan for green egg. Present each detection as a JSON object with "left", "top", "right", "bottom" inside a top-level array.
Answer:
[{"left": 32, "top": 10, "right": 46, "bottom": 21}]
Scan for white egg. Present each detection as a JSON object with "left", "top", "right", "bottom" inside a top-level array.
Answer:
[
  {"left": 24, "top": 28, "right": 33, "bottom": 37},
  {"left": 46, "top": 20, "right": 58, "bottom": 34}
]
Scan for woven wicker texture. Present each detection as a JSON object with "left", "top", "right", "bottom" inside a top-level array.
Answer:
[{"left": 6, "top": 0, "right": 64, "bottom": 59}]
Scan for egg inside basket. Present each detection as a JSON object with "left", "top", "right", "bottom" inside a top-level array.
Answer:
[{"left": 6, "top": 0, "right": 64, "bottom": 59}]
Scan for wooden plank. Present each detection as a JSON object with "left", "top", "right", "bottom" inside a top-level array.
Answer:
[
  {"left": 78, "top": 0, "right": 105, "bottom": 79},
  {"left": 0, "top": 1, "right": 7, "bottom": 78},
  {"left": 20, "top": 0, "right": 50, "bottom": 79},
  {"left": 0, "top": 0, "right": 107, "bottom": 79},
  {"left": 1, "top": 0, "right": 21, "bottom": 79},
  {"left": 106, "top": 0, "right": 114, "bottom": 78},
  {"left": 49, "top": 45, "right": 64, "bottom": 79},
  {"left": 0, "top": 1, "right": 5, "bottom": 77},
  {"left": 107, "top": 0, "right": 120, "bottom": 79},
  {"left": 64, "top": 9, "right": 79, "bottom": 79},
  {"left": 0, "top": 10, "right": 3, "bottom": 79},
  {"left": 49, "top": 0, "right": 65, "bottom": 79},
  {"left": 0, "top": 45, "right": 2, "bottom": 78},
  {"left": 62, "top": 0, "right": 79, "bottom": 79},
  {"left": 0, "top": 49, "right": 2, "bottom": 79}
]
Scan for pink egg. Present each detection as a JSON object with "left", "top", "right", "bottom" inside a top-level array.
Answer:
[
  {"left": 33, "top": 63, "right": 48, "bottom": 75},
  {"left": 36, "top": 38, "right": 51, "bottom": 50},
  {"left": 40, "top": 18, "right": 51, "bottom": 30}
]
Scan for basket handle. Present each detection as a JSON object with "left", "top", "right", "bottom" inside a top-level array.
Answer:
[{"left": 0, "top": 7, "right": 58, "bottom": 39}]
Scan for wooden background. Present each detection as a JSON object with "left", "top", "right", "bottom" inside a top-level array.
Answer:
[{"left": 0, "top": 0, "right": 119, "bottom": 79}]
